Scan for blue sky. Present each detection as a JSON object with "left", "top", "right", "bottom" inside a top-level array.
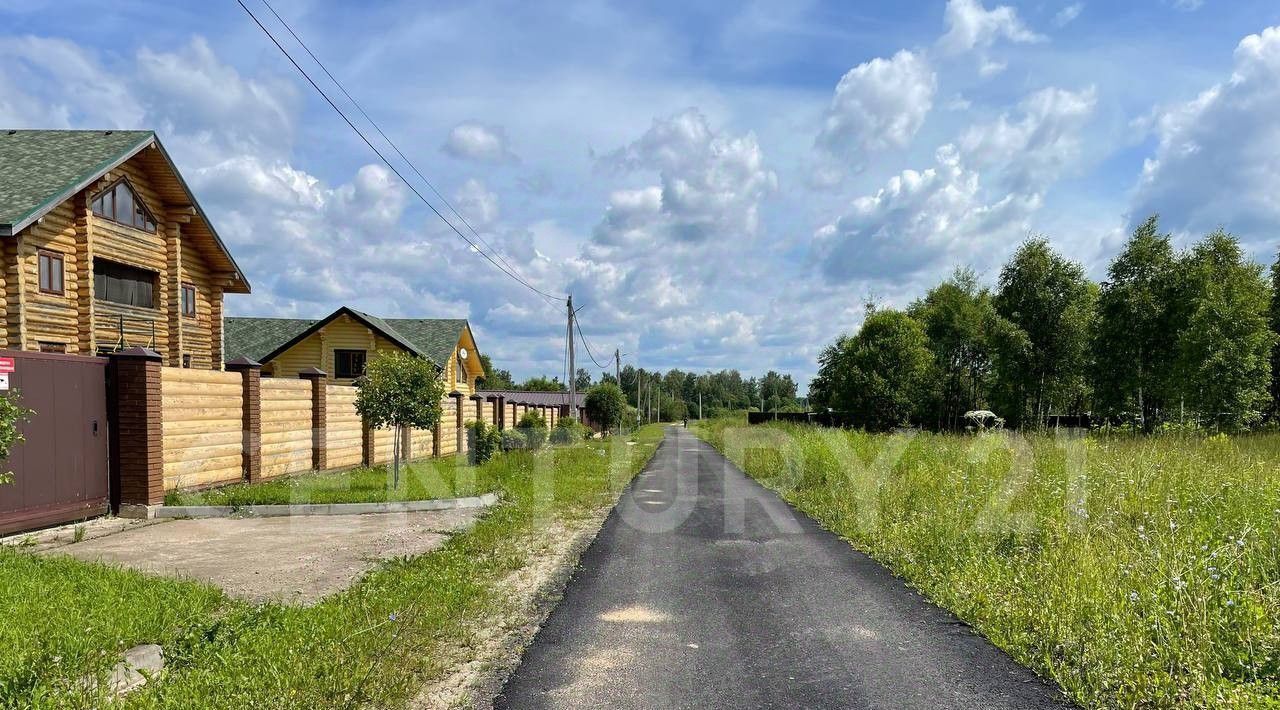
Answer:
[{"left": 4, "top": 0, "right": 1280, "bottom": 388}]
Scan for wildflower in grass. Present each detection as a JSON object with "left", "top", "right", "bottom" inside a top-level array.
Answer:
[{"left": 389, "top": 613, "right": 398, "bottom": 622}]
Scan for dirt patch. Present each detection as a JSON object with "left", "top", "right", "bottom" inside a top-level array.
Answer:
[
  {"left": 411, "top": 508, "right": 614, "bottom": 709},
  {"left": 45, "top": 509, "right": 482, "bottom": 604}
]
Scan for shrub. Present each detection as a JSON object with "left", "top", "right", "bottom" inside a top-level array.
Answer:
[
  {"left": 501, "top": 428, "right": 527, "bottom": 451},
  {"left": 585, "top": 383, "right": 627, "bottom": 434},
  {"left": 467, "top": 420, "right": 502, "bottom": 464},
  {"left": 550, "top": 418, "right": 589, "bottom": 445},
  {"left": 0, "top": 392, "right": 31, "bottom": 486},
  {"left": 517, "top": 411, "right": 548, "bottom": 450}
]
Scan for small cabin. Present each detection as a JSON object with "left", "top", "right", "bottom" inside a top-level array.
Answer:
[
  {"left": 224, "top": 307, "right": 484, "bottom": 390},
  {"left": 0, "top": 130, "right": 250, "bottom": 367}
]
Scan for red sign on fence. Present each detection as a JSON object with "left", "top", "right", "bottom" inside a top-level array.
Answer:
[{"left": 0, "top": 358, "right": 15, "bottom": 374}]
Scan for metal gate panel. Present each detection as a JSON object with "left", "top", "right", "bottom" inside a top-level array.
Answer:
[{"left": 0, "top": 350, "right": 109, "bottom": 535}]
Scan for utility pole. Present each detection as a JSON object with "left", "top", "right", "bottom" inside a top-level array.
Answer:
[
  {"left": 699, "top": 390, "right": 702, "bottom": 420},
  {"left": 567, "top": 294, "right": 576, "bottom": 420},
  {"left": 615, "top": 349, "right": 622, "bottom": 435},
  {"left": 657, "top": 385, "right": 662, "bottom": 423}
]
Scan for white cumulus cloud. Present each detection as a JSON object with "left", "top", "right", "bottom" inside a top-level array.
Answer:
[
  {"left": 1130, "top": 25, "right": 1280, "bottom": 249},
  {"left": 815, "top": 50, "right": 936, "bottom": 167},
  {"left": 959, "top": 86, "right": 1097, "bottom": 192},
  {"left": 811, "top": 145, "right": 1040, "bottom": 282},
  {"left": 441, "top": 121, "right": 519, "bottom": 164}
]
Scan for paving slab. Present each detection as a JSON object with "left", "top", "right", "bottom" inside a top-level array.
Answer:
[{"left": 46, "top": 508, "right": 482, "bottom": 604}]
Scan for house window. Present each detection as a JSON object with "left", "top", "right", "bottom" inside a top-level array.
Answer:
[
  {"left": 90, "top": 178, "right": 157, "bottom": 233},
  {"left": 38, "top": 341, "right": 65, "bottom": 353},
  {"left": 182, "top": 354, "right": 192, "bottom": 369},
  {"left": 181, "top": 283, "right": 197, "bottom": 317},
  {"left": 38, "top": 251, "right": 64, "bottom": 295},
  {"left": 334, "top": 349, "right": 366, "bottom": 379},
  {"left": 94, "top": 259, "right": 156, "bottom": 308},
  {"left": 456, "top": 353, "right": 467, "bottom": 386}
]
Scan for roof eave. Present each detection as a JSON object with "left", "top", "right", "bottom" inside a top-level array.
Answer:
[
  {"left": 147, "top": 136, "right": 252, "bottom": 294},
  {"left": 5, "top": 131, "right": 155, "bottom": 237}
]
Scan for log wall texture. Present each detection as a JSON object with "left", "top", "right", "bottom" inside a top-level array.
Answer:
[{"left": 160, "top": 366, "right": 243, "bottom": 489}]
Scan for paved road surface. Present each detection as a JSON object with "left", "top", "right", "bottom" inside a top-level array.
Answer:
[{"left": 497, "top": 426, "right": 1073, "bottom": 709}]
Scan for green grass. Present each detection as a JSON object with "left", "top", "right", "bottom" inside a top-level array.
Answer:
[
  {"left": 164, "top": 457, "right": 500, "bottom": 507},
  {"left": 694, "top": 416, "right": 1280, "bottom": 709},
  {"left": 2, "top": 426, "right": 666, "bottom": 709}
]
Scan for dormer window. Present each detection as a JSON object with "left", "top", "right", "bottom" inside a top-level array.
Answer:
[{"left": 91, "top": 178, "right": 157, "bottom": 233}]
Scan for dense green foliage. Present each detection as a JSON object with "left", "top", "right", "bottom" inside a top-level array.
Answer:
[
  {"left": 695, "top": 417, "right": 1280, "bottom": 708},
  {"left": 813, "top": 218, "right": 1280, "bottom": 431},
  {"left": 466, "top": 420, "right": 503, "bottom": 464},
  {"left": 514, "top": 411, "right": 548, "bottom": 450},
  {"left": 990, "top": 238, "right": 1097, "bottom": 428},
  {"left": 584, "top": 382, "right": 627, "bottom": 433},
  {"left": 5, "top": 427, "right": 666, "bottom": 708},
  {"left": 550, "top": 418, "right": 590, "bottom": 444},
  {"left": 618, "top": 365, "right": 802, "bottom": 422},
  {"left": 810, "top": 310, "right": 934, "bottom": 430},
  {"left": 0, "top": 392, "right": 31, "bottom": 485},
  {"left": 354, "top": 352, "right": 446, "bottom": 484},
  {"left": 475, "top": 353, "right": 515, "bottom": 390}
]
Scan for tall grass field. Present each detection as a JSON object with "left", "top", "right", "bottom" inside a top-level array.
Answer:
[{"left": 695, "top": 416, "right": 1280, "bottom": 708}]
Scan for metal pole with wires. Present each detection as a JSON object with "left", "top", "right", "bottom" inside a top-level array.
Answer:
[{"left": 567, "top": 294, "right": 576, "bottom": 421}]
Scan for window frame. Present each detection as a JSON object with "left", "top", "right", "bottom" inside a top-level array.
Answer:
[
  {"left": 181, "top": 283, "right": 197, "bottom": 318},
  {"left": 334, "top": 349, "right": 367, "bottom": 379},
  {"left": 37, "top": 250, "right": 65, "bottom": 295},
  {"left": 93, "top": 258, "right": 158, "bottom": 309},
  {"left": 90, "top": 177, "right": 158, "bottom": 234},
  {"left": 38, "top": 341, "right": 66, "bottom": 353}
]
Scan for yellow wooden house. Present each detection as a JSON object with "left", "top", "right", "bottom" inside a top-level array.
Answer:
[
  {"left": 223, "top": 306, "right": 484, "bottom": 390},
  {"left": 0, "top": 130, "right": 251, "bottom": 367}
]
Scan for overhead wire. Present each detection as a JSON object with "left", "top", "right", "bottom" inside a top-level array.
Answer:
[
  {"left": 236, "top": 0, "right": 566, "bottom": 306},
  {"left": 254, "top": 0, "right": 560, "bottom": 309}
]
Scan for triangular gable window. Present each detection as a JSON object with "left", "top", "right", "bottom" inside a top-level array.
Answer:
[{"left": 91, "top": 178, "right": 157, "bottom": 233}]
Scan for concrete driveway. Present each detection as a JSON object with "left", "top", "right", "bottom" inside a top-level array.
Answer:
[{"left": 42, "top": 508, "right": 482, "bottom": 604}]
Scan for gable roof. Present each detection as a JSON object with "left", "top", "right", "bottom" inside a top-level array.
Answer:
[
  {"left": 0, "top": 129, "right": 250, "bottom": 293},
  {"left": 224, "top": 306, "right": 474, "bottom": 368}
]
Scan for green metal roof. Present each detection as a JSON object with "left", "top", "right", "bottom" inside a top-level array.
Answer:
[
  {"left": 224, "top": 307, "right": 471, "bottom": 367},
  {"left": 223, "top": 316, "right": 315, "bottom": 363},
  {"left": 0, "top": 130, "right": 155, "bottom": 234}
]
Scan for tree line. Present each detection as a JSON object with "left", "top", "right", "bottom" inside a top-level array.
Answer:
[
  {"left": 809, "top": 216, "right": 1280, "bottom": 432},
  {"left": 478, "top": 354, "right": 804, "bottom": 422},
  {"left": 612, "top": 366, "right": 802, "bottom": 421}
]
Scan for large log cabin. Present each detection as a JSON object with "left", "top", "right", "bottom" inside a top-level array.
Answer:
[
  {"left": 0, "top": 130, "right": 250, "bottom": 368},
  {"left": 224, "top": 306, "right": 485, "bottom": 390}
]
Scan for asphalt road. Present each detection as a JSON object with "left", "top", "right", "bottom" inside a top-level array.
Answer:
[{"left": 496, "top": 426, "right": 1073, "bottom": 709}]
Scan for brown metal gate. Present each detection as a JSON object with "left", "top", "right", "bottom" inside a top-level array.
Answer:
[{"left": 0, "top": 350, "right": 109, "bottom": 535}]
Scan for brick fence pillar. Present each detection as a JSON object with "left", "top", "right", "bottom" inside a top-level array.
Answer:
[
  {"left": 110, "top": 347, "right": 164, "bottom": 508},
  {"left": 450, "top": 391, "right": 465, "bottom": 454},
  {"left": 300, "top": 368, "right": 327, "bottom": 470},
  {"left": 225, "top": 357, "right": 262, "bottom": 483}
]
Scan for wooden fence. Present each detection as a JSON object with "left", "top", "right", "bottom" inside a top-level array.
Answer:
[{"left": 105, "top": 348, "right": 577, "bottom": 506}]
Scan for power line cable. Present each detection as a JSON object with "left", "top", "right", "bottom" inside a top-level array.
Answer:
[
  {"left": 254, "top": 0, "right": 560, "bottom": 308},
  {"left": 573, "top": 316, "right": 611, "bottom": 369},
  {"left": 237, "top": 0, "right": 565, "bottom": 305}
]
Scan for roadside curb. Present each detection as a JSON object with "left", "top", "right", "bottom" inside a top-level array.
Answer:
[{"left": 120, "top": 493, "right": 501, "bottom": 520}]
